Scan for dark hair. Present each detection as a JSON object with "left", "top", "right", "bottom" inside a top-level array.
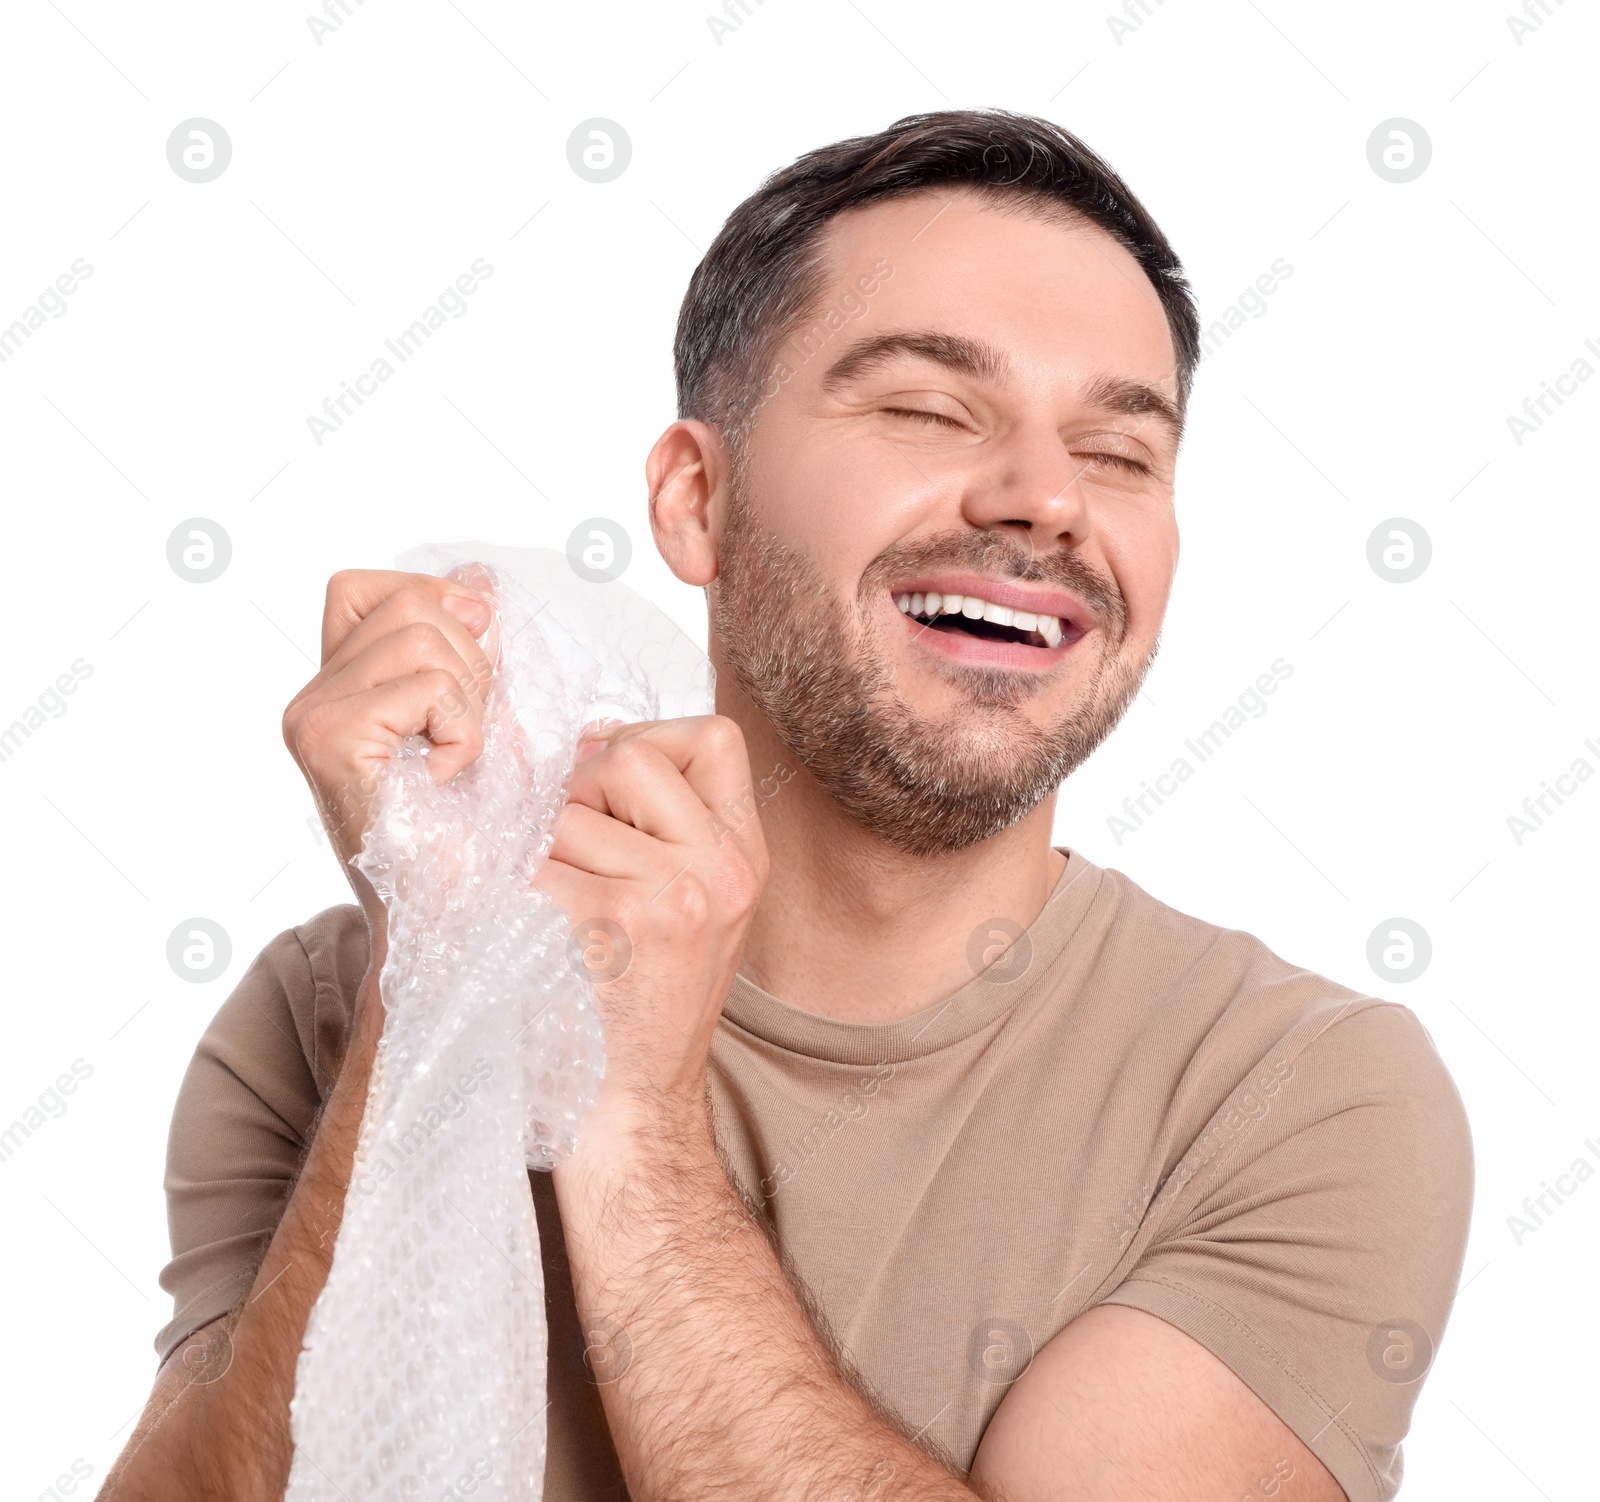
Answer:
[{"left": 673, "top": 108, "right": 1201, "bottom": 451}]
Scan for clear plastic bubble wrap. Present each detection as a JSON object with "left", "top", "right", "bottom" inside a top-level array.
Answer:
[{"left": 285, "top": 542, "right": 713, "bottom": 1501}]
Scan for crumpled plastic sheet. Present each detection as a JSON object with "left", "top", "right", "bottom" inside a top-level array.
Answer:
[{"left": 285, "top": 542, "right": 713, "bottom": 1501}]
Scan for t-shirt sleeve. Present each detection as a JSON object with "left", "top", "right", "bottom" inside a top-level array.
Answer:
[
  {"left": 155, "top": 904, "right": 367, "bottom": 1362},
  {"left": 1097, "top": 999, "right": 1473, "bottom": 1502}
]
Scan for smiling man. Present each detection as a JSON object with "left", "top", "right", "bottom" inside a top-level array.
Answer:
[{"left": 106, "top": 111, "right": 1471, "bottom": 1502}]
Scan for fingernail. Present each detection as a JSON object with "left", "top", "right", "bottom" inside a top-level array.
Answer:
[
  {"left": 576, "top": 717, "right": 624, "bottom": 758},
  {"left": 443, "top": 594, "right": 489, "bottom": 632}
]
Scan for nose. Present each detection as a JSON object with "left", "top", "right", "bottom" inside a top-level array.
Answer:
[{"left": 958, "top": 420, "right": 1093, "bottom": 556}]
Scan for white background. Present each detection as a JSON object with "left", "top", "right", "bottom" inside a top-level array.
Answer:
[{"left": 1, "top": 0, "right": 1594, "bottom": 1497}]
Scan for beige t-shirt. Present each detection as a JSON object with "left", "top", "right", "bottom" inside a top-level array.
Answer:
[{"left": 158, "top": 849, "right": 1472, "bottom": 1502}]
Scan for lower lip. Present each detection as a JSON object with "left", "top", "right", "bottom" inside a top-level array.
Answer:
[{"left": 894, "top": 602, "right": 1083, "bottom": 669}]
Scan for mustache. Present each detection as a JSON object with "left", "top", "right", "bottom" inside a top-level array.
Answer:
[{"left": 858, "top": 530, "right": 1126, "bottom": 641}]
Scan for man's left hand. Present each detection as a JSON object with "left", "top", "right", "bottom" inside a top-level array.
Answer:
[{"left": 532, "top": 714, "right": 769, "bottom": 1133}]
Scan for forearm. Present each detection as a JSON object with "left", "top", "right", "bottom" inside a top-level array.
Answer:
[
  {"left": 553, "top": 1095, "right": 979, "bottom": 1502},
  {"left": 103, "top": 961, "right": 387, "bottom": 1502}
]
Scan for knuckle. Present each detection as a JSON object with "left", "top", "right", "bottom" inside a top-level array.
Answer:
[
  {"left": 701, "top": 715, "right": 746, "bottom": 756},
  {"left": 369, "top": 584, "right": 433, "bottom": 630},
  {"left": 324, "top": 568, "right": 361, "bottom": 605},
  {"left": 398, "top": 619, "right": 447, "bottom": 658},
  {"left": 609, "top": 738, "right": 655, "bottom": 775},
  {"left": 289, "top": 700, "right": 348, "bottom": 766},
  {"left": 400, "top": 582, "right": 449, "bottom": 620},
  {"left": 423, "top": 666, "right": 475, "bottom": 716},
  {"left": 662, "top": 873, "right": 711, "bottom": 929},
  {"left": 721, "top": 856, "right": 763, "bottom": 916}
]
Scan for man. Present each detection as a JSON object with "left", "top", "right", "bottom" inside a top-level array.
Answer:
[{"left": 104, "top": 110, "right": 1471, "bottom": 1501}]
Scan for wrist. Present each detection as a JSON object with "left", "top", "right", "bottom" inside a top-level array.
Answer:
[
  {"left": 584, "top": 1082, "right": 712, "bottom": 1157},
  {"left": 555, "top": 1084, "right": 715, "bottom": 1200}
]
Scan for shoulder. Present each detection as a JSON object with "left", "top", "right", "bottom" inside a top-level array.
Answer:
[
  {"left": 288, "top": 901, "right": 371, "bottom": 1023},
  {"left": 224, "top": 901, "right": 367, "bottom": 997},
  {"left": 1084, "top": 861, "right": 1344, "bottom": 1009},
  {"left": 188, "top": 903, "right": 369, "bottom": 1109},
  {"left": 1084, "top": 862, "right": 1415, "bottom": 1037},
  {"left": 1079, "top": 862, "right": 1470, "bottom": 1149}
]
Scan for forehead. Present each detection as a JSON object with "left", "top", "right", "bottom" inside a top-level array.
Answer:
[{"left": 804, "top": 189, "right": 1178, "bottom": 398}]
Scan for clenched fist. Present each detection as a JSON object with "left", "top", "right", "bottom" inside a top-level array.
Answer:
[
  {"left": 534, "top": 715, "right": 771, "bottom": 1119},
  {"left": 281, "top": 567, "right": 498, "bottom": 916}
]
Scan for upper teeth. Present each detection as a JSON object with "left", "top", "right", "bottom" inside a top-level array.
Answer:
[{"left": 896, "top": 590, "right": 1065, "bottom": 648}]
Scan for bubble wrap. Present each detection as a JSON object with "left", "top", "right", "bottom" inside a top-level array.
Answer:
[{"left": 285, "top": 542, "right": 713, "bottom": 1501}]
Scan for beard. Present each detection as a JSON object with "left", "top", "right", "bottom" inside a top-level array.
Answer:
[{"left": 708, "top": 480, "right": 1158, "bottom": 858}]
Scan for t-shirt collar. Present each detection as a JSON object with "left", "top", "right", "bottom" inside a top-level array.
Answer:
[{"left": 719, "top": 847, "right": 1105, "bottom": 1066}]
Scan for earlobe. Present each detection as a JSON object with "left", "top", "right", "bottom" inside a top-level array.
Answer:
[{"left": 647, "top": 420, "right": 725, "bottom": 587}]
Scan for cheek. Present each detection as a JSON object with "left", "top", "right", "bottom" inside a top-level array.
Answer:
[
  {"left": 746, "top": 418, "right": 943, "bottom": 571},
  {"left": 1098, "top": 503, "right": 1178, "bottom": 641}
]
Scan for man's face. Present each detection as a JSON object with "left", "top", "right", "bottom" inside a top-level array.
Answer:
[{"left": 707, "top": 190, "right": 1182, "bottom": 856}]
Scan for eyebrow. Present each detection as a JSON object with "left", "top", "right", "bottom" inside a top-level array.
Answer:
[
  {"left": 1078, "top": 373, "right": 1185, "bottom": 443},
  {"left": 821, "top": 331, "right": 1009, "bottom": 393},
  {"left": 820, "top": 328, "right": 1184, "bottom": 441}
]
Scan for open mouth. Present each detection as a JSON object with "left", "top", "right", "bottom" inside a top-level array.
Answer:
[{"left": 894, "top": 590, "right": 1071, "bottom": 650}]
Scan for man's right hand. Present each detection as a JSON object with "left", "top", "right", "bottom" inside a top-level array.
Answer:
[{"left": 281, "top": 567, "right": 499, "bottom": 885}]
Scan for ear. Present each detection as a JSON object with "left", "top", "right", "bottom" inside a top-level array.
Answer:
[{"left": 646, "top": 419, "right": 729, "bottom": 588}]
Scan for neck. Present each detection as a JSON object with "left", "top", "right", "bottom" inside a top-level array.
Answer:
[{"left": 716, "top": 670, "right": 1066, "bottom": 1024}]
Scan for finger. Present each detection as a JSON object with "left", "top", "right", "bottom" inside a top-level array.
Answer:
[
  {"left": 314, "top": 620, "right": 484, "bottom": 714},
  {"left": 572, "top": 717, "right": 762, "bottom": 845},
  {"left": 566, "top": 736, "right": 729, "bottom": 848},
  {"left": 528, "top": 854, "right": 595, "bottom": 926},
  {"left": 441, "top": 561, "right": 503, "bottom": 676},
  {"left": 548, "top": 800, "right": 685, "bottom": 883},
  {"left": 321, "top": 570, "right": 493, "bottom": 679},
  {"left": 319, "top": 587, "right": 495, "bottom": 714},
  {"left": 297, "top": 671, "right": 487, "bottom": 790},
  {"left": 579, "top": 717, "right": 773, "bottom": 877}
]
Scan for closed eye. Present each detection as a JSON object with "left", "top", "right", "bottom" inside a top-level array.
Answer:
[
  {"left": 1076, "top": 451, "right": 1151, "bottom": 475},
  {"left": 880, "top": 408, "right": 1156, "bottom": 474},
  {"left": 883, "top": 406, "right": 965, "bottom": 428}
]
